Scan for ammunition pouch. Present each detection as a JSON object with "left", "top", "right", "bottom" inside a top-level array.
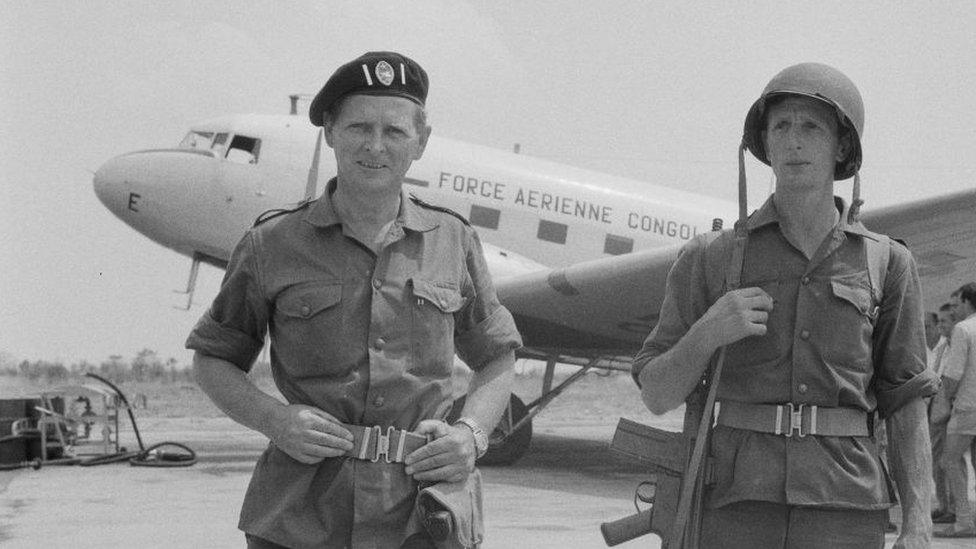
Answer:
[{"left": 416, "top": 469, "right": 484, "bottom": 549}]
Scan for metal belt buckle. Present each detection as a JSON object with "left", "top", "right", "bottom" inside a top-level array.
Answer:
[
  {"left": 786, "top": 403, "right": 806, "bottom": 438},
  {"left": 370, "top": 426, "right": 397, "bottom": 463}
]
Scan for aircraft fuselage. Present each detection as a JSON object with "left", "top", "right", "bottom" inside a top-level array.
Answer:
[{"left": 93, "top": 114, "right": 736, "bottom": 279}]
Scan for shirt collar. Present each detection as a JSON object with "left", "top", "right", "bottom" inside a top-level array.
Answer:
[
  {"left": 304, "top": 177, "right": 439, "bottom": 232},
  {"left": 745, "top": 194, "right": 873, "bottom": 238}
]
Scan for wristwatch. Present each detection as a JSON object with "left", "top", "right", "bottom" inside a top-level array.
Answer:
[{"left": 454, "top": 417, "right": 489, "bottom": 458}]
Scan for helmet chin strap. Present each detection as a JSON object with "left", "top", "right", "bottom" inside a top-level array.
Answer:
[
  {"left": 848, "top": 171, "right": 863, "bottom": 224},
  {"left": 737, "top": 139, "right": 748, "bottom": 221}
]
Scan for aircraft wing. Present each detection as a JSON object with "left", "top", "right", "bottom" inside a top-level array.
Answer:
[
  {"left": 496, "top": 188, "right": 976, "bottom": 361},
  {"left": 495, "top": 244, "right": 682, "bottom": 359},
  {"left": 860, "top": 187, "right": 976, "bottom": 311}
]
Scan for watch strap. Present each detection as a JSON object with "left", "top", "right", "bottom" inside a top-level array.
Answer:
[{"left": 454, "top": 416, "right": 489, "bottom": 458}]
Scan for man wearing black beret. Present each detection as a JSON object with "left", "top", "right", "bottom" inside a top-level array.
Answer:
[{"left": 188, "top": 51, "right": 521, "bottom": 548}]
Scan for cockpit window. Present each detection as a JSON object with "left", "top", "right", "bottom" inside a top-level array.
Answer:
[
  {"left": 178, "top": 131, "right": 260, "bottom": 164},
  {"left": 212, "top": 133, "right": 229, "bottom": 157},
  {"left": 226, "top": 134, "right": 261, "bottom": 164},
  {"left": 179, "top": 131, "right": 214, "bottom": 150}
]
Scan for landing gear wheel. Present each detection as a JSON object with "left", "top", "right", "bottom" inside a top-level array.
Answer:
[{"left": 447, "top": 393, "right": 532, "bottom": 466}]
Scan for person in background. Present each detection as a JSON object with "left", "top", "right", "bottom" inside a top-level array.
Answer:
[
  {"left": 936, "top": 282, "right": 976, "bottom": 538},
  {"left": 929, "top": 303, "right": 957, "bottom": 525}
]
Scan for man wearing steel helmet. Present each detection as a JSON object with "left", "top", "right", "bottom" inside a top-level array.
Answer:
[
  {"left": 187, "top": 52, "right": 521, "bottom": 548},
  {"left": 633, "top": 63, "right": 938, "bottom": 548}
]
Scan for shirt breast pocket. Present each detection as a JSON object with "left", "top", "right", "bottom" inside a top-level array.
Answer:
[
  {"left": 409, "top": 278, "right": 467, "bottom": 376},
  {"left": 830, "top": 279, "right": 877, "bottom": 322},
  {"left": 273, "top": 282, "right": 344, "bottom": 377},
  {"left": 826, "top": 278, "right": 875, "bottom": 371}
]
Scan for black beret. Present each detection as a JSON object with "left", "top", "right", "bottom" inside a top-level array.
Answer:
[{"left": 309, "top": 51, "right": 429, "bottom": 127}]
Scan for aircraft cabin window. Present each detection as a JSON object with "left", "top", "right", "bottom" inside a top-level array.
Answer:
[
  {"left": 179, "top": 131, "right": 214, "bottom": 151},
  {"left": 604, "top": 234, "right": 634, "bottom": 255},
  {"left": 211, "top": 133, "right": 229, "bottom": 157},
  {"left": 537, "top": 220, "right": 568, "bottom": 244},
  {"left": 225, "top": 135, "right": 261, "bottom": 164},
  {"left": 469, "top": 205, "right": 500, "bottom": 229}
]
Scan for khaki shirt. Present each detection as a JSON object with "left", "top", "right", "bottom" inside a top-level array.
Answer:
[
  {"left": 187, "top": 179, "right": 521, "bottom": 548},
  {"left": 634, "top": 196, "right": 938, "bottom": 510}
]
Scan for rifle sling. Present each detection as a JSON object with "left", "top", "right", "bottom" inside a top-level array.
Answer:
[{"left": 670, "top": 216, "right": 748, "bottom": 548}]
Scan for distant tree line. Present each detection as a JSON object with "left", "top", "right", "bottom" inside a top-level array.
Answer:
[{"left": 0, "top": 348, "right": 272, "bottom": 384}]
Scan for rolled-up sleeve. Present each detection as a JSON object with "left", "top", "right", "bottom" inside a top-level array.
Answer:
[
  {"left": 453, "top": 228, "right": 521, "bottom": 370},
  {"left": 185, "top": 232, "right": 269, "bottom": 371},
  {"left": 871, "top": 246, "right": 940, "bottom": 417}
]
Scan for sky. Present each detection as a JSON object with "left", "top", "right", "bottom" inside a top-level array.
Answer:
[{"left": 2, "top": 1, "right": 975, "bottom": 367}]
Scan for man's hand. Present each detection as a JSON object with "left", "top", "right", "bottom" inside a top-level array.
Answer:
[
  {"left": 404, "top": 420, "right": 476, "bottom": 483},
  {"left": 268, "top": 404, "right": 354, "bottom": 464},
  {"left": 698, "top": 287, "right": 774, "bottom": 348},
  {"left": 893, "top": 529, "right": 930, "bottom": 549}
]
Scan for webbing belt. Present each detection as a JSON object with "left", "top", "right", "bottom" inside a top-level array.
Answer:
[
  {"left": 341, "top": 423, "right": 429, "bottom": 463},
  {"left": 717, "top": 401, "right": 870, "bottom": 438}
]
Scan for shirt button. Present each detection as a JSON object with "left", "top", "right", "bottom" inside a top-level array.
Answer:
[
  {"left": 372, "top": 279, "right": 382, "bottom": 290},
  {"left": 374, "top": 337, "right": 386, "bottom": 350},
  {"left": 800, "top": 330, "right": 810, "bottom": 340},
  {"left": 373, "top": 396, "right": 385, "bottom": 407},
  {"left": 801, "top": 276, "right": 811, "bottom": 285},
  {"left": 300, "top": 305, "right": 310, "bottom": 317},
  {"left": 798, "top": 383, "right": 809, "bottom": 394}
]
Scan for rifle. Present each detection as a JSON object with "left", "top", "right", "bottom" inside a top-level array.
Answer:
[
  {"left": 600, "top": 349, "right": 726, "bottom": 548},
  {"left": 602, "top": 145, "right": 749, "bottom": 547},
  {"left": 599, "top": 418, "right": 687, "bottom": 546}
]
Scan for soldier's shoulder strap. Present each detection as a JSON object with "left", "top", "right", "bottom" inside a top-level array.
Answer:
[
  {"left": 864, "top": 233, "right": 892, "bottom": 305},
  {"left": 253, "top": 199, "right": 314, "bottom": 227},
  {"left": 409, "top": 194, "right": 470, "bottom": 226}
]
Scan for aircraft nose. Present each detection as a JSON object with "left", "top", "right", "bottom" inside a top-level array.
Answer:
[{"left": 93, "top": 154, "right": 134, "bottom": 216}]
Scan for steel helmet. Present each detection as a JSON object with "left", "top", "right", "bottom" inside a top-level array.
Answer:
[{"left": 742, "top": 62, "right": 864, "bottom": 180}]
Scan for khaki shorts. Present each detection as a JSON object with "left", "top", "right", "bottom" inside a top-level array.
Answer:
[{"left": 947, "top": 408, "right": 976, "bottom": 435}]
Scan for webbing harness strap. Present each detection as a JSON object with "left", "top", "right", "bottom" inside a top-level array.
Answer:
[{"left": 864, "top": 234, "right": 891, "bottom": 307}]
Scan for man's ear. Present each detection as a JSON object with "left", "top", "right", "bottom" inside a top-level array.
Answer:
[
  {"left": 836, "top": 132, "right": 852, "bottom": 163},
  {"left": 323, "top": 120, "right": 335, "bottom": 149},
  {"left": 414, "top": 125, "right": 432, "bottom": 160}
]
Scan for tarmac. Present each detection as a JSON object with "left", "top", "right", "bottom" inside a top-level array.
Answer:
[{"left": 1, "top": 413, "right": 973, "bottom": 548}]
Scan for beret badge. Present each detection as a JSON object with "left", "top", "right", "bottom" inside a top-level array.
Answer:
[{"left": 375, "top": 61, "right": 395, "bottom": 86}]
